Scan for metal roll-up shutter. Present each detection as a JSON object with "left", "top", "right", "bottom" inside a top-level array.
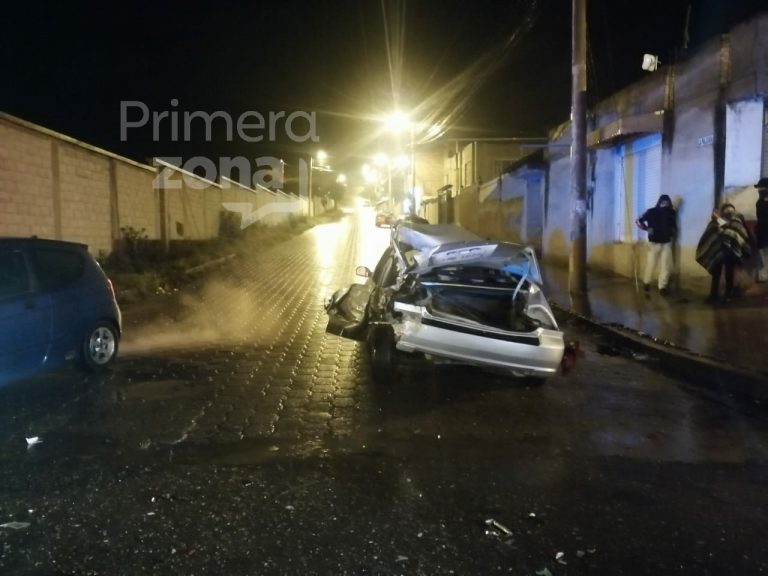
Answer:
[{"left": 615, "top": 134, "right": 662, "bottom": 242}]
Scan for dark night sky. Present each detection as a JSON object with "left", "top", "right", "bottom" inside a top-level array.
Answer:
[{"left": 1, "top": 0, "right": 765, "bottom": 184}]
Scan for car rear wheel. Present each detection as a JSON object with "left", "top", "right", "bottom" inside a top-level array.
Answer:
[
  {"left": 368, "top": 325, "right": 396, "bottom": 385},
  {"left": 82, "top": 321, "right": 119, "bottom": 371}
]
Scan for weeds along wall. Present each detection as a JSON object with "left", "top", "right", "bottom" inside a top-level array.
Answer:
[{"left": 0, "top": 113, "right": 304, "bottom": 256}]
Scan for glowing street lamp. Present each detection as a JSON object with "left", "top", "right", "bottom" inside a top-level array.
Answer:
[
  {"left": 383, "top": 111, "right": 417, "bottom": 214},
  {"left": 384, "top": 111, "right": 411, "bottom": 133}
]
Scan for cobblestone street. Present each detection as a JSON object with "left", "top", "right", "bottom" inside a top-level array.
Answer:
[{"left": 1, "top": 212, "right": 768, "bottom": 575}]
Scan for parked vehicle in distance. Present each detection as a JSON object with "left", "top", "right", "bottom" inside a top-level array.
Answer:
[
  {"left": 325, "top": 222, "right": 567, "bottom": 384},
  {"left": 0, "top": 237, "right": 122, "bottom": 385},
  {"left": 375, "top": 211, "right": 394, "bottom": 228},
  {"left": 394, "top": 213, "right": 429, "bottom": 226}
]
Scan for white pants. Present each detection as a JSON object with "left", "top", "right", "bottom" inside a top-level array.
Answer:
[
  {"left": 643, "top": 242, "right": 673, "bottom": 289},
  {"left": 758, "top": 247, "right": 768, "bottom": 283}
]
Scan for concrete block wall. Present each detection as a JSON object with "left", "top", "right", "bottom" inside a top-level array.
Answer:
[
  {"left": 115, "top": 162, "right": 159, "bottom": 239},
  {"left": 0, "top": 113, "right": 307, "bottom": 255},
  {"left": 0, "top": 120, "right": 56, "bottom": 238},
  {"left": 58, "top": 144, "right": 113, "bottom": 255}
]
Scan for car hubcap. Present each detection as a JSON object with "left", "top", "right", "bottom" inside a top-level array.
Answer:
[{"left": 89, "top": 327, "right": 115, "bottom": 364}]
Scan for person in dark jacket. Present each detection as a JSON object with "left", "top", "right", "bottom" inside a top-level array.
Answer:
[
  {"left": 636, "top": 194, "right": 677, "bottom": 295},
  {"left": 696, "top": 202, "right": 752, "bottom": 303},
  {"left": 755, "top": 177, "right": 768, "bottom": 282}
]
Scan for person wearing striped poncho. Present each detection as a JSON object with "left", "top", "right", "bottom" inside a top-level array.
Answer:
[{"left": 696, "top": 203, "right": 753, "bottom": 303}]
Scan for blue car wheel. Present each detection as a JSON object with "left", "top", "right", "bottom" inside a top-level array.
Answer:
[{"left": 81, "top": 321, "right": 119, "bottom": 371}]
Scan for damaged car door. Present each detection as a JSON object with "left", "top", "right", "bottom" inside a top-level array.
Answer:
[{"left": 325, "top": 247, "right": 398, "bottom": 341}]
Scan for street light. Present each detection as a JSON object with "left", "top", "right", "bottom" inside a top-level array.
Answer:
[{"left": 384, "top": 111, "right": 417, "bottom": 214}]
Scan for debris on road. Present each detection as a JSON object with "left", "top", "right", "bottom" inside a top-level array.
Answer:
[
  {"left": 25, "top": 436, "right": 42, "bottom": 447},
  {"left": 535, "top": 568, "right": 553, "bottom": 576},
  {"left": 0, "top": 522, "right": 31, "bottom": 530},
  {"left": 484, "top": 518, "right": 513, "bottom": 536},
  {"left": 556, "top": 551, "right": 567, "bottom": 565}
]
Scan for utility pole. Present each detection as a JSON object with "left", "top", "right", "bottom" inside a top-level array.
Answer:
[
  {"left": 410, "top": 126, "right": 416, "bottom": 214},
  {"left": 308, "top": 156, "right": 314, "bottom": 217},
  {"left": 568, "top": 0, "right": 588, "bottom": 293}
]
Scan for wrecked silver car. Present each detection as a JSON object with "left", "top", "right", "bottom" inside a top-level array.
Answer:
[{"left": 325, "top": 222, "right": 566, "bottom": 384}]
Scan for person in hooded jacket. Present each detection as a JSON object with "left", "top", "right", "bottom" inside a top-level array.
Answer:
[{"left": 636, "top": 194, "right": 677, "bottom": 295}]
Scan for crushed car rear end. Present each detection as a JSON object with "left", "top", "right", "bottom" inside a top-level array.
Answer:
[
  {"left": 386, "top": 230, "right": 565, "bottom": 379},
  {"left": 326, "top": 222, "right": 567, "bottom": 382}
]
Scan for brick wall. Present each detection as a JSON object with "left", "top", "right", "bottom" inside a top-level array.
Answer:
[
  {"left": 115, "top": 161, "right": 158, "bottom": 239},
  {"left": 0, "top": 113, "right": 308, "bottom": 255},
  {"left": 58, "top": 144, "right": 113, "bottom": 255},
  {"left": 0, "top": 121, "right": 56, "bottom": 238}
]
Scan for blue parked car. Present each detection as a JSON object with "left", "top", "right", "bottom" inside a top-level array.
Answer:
[{"left": 0, "top": 237, "right": 122, "bottom": 385}]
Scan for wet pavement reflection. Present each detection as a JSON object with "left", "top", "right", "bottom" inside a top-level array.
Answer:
[
  {"left": 1, "top": 208, "right": 767, "bottom": 575},
  {"left": 542, "top": 263, "right": 768, "bottom": 375}
]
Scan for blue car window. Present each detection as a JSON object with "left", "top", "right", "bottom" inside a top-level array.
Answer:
[
  {"left": 32, "top": 248, "right": 85, "bottom": 291},
  {"left": 0, "top": 249, "right": 30, "bottom": 297}
]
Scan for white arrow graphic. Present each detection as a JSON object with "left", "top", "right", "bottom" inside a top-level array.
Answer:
[{"left": 222, "top": 200, "right": 305, "bottom": 230}]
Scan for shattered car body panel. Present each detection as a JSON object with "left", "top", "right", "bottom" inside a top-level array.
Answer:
[
  {"left": 326, "top": 223, "right": 565, "bottom": 380},
  {"left": 325, "top": 283, "right": 373, "bottom": 341}
]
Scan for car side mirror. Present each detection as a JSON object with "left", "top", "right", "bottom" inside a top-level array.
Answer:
[{"left": 355, "top": 266, "right": 372, "bottom": 278}]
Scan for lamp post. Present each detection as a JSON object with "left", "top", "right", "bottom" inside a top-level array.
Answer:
[
  {"left": 384, "top": 111, "right": 418, "bottom": 214},
  {"left": 381, "top": 113, "right": 444, "bottom": 215},
  {"left": 409, "top": 124, "right": 416, "bottom": 215},
  {"left": 373, "top": 153, "right": 392, "bottom": 208},
  {"left": 308, "top": 150, "right": 328, "bottom": 217}
]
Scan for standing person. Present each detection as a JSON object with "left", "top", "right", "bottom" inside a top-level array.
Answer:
[
  {"left": 636, "top": 194, "right": 677, "bottom": 295},
  {"left": 696, "top": 203, "right": 752, "bottom": 303},
  {"left": 755, "top": 177, "right": 768, "bottom": 282}
]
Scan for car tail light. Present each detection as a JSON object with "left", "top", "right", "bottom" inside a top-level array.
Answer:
[
  {"left": 561, "top": 340, "right": 583, "bottom": 374},
  {"left": 106, "top": 278, "right": 116, "bottom": 298}
]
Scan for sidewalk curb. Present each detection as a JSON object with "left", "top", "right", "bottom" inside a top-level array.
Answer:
[{"left": 552, "top": 303, "right": 768, "bottom": 404}]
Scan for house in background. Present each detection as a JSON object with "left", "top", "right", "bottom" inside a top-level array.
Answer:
[
  {"left": 426, "top": 11, "right": 767, "bottom": 294},
  {"left": 543, "top": 11, "right": 768, "bottom": 292},
  {"left": 422, "top": 136, "right": 550, "bottom": 255}
]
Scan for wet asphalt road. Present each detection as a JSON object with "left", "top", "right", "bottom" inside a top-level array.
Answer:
[{"left": 1, "top": 210, "right": 768, "bottom": 575}]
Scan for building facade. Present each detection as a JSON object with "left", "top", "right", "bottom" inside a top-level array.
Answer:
[
  {"left": 543, "top": 12, "right": 768, "bottom": 291},
  {"left": 429, "top": 11, "right": 767, "bottom": 294}
]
